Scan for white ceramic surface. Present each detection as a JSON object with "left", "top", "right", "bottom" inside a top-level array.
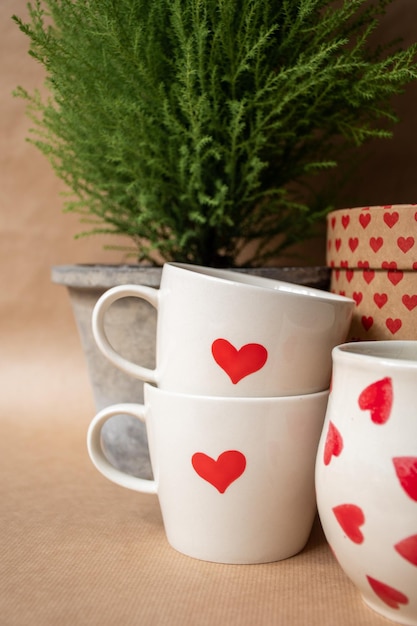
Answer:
[
  {"left": 316, "top": 341, "right": 417, "bottom": 625},
  {"left": 92, "top": 262, "right": 353, "bottom": 396},
  {"left": 87, "top": 383, "right": 329, "bottom": 564}
]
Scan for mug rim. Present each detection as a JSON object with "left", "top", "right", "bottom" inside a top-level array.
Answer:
[
  {"left": 167, "top": 262, "right": 354, "bottom": 305},
  {"left": 144, "top": 382, "right": 330, "bottom": 403},
  {"left": 334, "top": 340, "right": 417, "bottom": 367}
]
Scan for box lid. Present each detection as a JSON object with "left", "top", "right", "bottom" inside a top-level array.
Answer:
[{"left": 326, "top": 204, "right": 417, "bottom": 270}]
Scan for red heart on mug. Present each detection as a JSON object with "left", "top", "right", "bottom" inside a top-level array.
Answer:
[
  {"left": 332, "top": 504, "right": 365, "bottom": 544},
  {"left": 393, "top": 457, "right": 417, "bottom": 501},
  {"left": 212, "top": 339, "right": 268, "bottom": 384},
  {"left": 366, "top": 576, "right": 409, "bottom": 609},
  {"left": 395, "top": 534, "right": 417, "bottom": 566},
  {"left": 192, "top": 450, "right": 246, "bottom": 493},
  {"left": 358, "top": 377, "right": 393, "bottom": 424},
  {"left": 323, "top": 421, "right": 344, "bottom": 466}
]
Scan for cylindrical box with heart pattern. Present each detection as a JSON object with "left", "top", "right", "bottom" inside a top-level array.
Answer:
[{"left": 326, "top": 204, "right": 417, "bottom": 340}]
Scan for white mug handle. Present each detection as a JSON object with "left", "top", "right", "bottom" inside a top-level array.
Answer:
[
  {"left": 87, "top": 403, "right": 157, "bottom": 494},
  {"left": 92, "top": 284, "right": 159, "bottom": 383}
]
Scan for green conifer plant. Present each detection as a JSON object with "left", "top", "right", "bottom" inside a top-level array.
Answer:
[{"left": 13, "top": 0, "right": 417, "bottom": 266}]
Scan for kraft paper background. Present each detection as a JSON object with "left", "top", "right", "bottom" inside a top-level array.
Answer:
[{"left": 1, "top": 1, "right": 417, "bottom": 624}]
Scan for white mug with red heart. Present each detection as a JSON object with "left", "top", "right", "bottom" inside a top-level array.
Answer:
[
  {"left": 315, "top": 341, "right": 417, "bottom": 625},
  {"left": 92, "top": 262, "right": 354, "bottom": 396},
  {"left": 87, "top": 383, "right": 329, "bottom": 563}
]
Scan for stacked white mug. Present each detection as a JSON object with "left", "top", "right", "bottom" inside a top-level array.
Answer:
[{"left": 87, "top": 263, "right": 354, "bottom": 563}]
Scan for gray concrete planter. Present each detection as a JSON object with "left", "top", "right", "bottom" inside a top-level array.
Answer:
[{"left": 52, "top": 264, "right": 330, "bottom": 479}]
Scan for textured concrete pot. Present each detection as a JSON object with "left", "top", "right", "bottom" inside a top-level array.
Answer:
[{"left": 52, "top": 264, "right": 331, "bottom": 479}]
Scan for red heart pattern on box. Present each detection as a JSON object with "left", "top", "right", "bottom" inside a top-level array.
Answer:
[
  {"left": 327, "top": 205, "right": 417, "bottom": 267},
  {"left": 326, "top": 205, "right": 417, "bottom": 340},
  {"left": 322, "top": 377, "right": 417, "bottom": 612}
]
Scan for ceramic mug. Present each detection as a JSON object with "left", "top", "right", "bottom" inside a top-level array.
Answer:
[
  {"left": 87, "top": 383, "right": 329, "bottom": 564},
  {"left": 92, "top": 262, "right": 354, "bottom": 396},
  {"left": 315, "top": 341, "right": 417, "bottom": 625}
]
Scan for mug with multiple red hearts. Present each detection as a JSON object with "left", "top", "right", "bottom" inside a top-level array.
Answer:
[
  {"left": 92, "top": 262, "right": 354, "bottom": 396},
  {"left": 315, "top": 341, "right": 417, "bottom": 624},
  {"left": 87, "top": 383, "right": 329, "bottom": 564}
]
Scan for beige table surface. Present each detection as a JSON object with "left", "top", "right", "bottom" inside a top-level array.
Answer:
[
  {"left": 0, "top": 343, "right": 394, "bottom": 626},
  {"left": 2, "top": 0, "right": 417, "bottom": 624}
]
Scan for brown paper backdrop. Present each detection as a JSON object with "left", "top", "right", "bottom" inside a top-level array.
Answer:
[
  {"left": 2, "top": 0, "right": 417, "bottom": 348},
  {"left": 1, "top": 2, "right": 416, "bottom": 624}
]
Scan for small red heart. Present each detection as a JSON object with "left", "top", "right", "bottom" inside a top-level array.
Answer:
[
  {"left": 358, "top": 260, "right": 369, "bottom": 268},
  {"left": 342, "top": 215, "right": 350, "bottom": 229},
  {"left": 386, "top": 318, "right": 402, "bottom": 335},
  {"left": 323, "top": 421, "right": 344, "bottom": 466},
  {"left": 349, "top": 237, "right": 359, "bottom": 251},
  {"left": 382, "top": 263, "right": 404, "bottom": 286},
  {"left": 332, "top": 504, "right": 365, "bottom": 544},
  {"left": 393, "top": 457, "right": 417, "bottom": 501},
  {"left": 191, "top": 450, "right": 246, "bottom": 493},
  {"left": 331, "top": 216, "right": 336, "bottom": 229},
  {"left": 212, "top": 339, "right": 268, "bottom": 384},
  {"left": 335, "top": 238, "right": 342, "bottom": 251},
  {"left": 359, "top": 213, "right": 371, "bottom": 228},
  {"left": 352, "top": 291, "right": 363, "bottom": 306},
  {"left": 373, "top": 293, "right": 388, "bottom": 309},
  {"left": 395, "top": 534, "right": 417, "bottom": 566},
  {"left": 370, "top": 236, "right": 383, "bottom": 252},
  {"left": 397, "top": 236, "right": 414, "bottom": 253},
  {"left": 382, "top": 261, "right": 398, "bottom": 270},
  {"left": 363, "top": 269, "right": 375, "bottom": 284},
  {"left": 366, "top": 576, "right": 409, "bottom": 609},
  {"left": 402, "top": 294, "right": 417, "bottom": 311},
  {"left": 345, "top": 269, "right": 354, "bottom": 283},
  {"left": 361, "top": 316, "right": 373, "bottom": 331},
  {"left": 358, "top": 377, "right": 393, "bottom": 424},
  {"left": 383, "top": 212, "right": 399, "bottom": 228}
]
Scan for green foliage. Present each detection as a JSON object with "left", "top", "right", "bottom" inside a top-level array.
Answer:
[{"left": 13, "top": 0, "right": 417, "bottom": 266}]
